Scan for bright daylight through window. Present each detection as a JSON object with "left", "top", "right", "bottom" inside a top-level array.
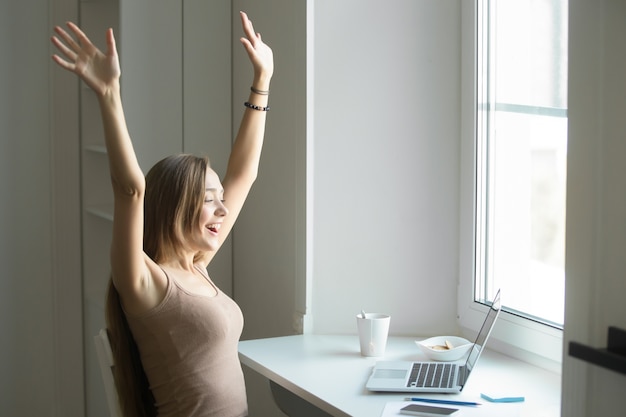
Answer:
[{"left": 475, "top": 0, "right": 568, "bottom": 328}]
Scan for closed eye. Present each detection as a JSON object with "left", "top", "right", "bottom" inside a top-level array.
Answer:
[{"left": 205, "top": 187, "right": 225, "bottom": 204}]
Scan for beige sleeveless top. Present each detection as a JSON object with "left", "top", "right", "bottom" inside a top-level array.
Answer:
[{"left": 126, "top": 267, "right": 247, "bottom": 417}]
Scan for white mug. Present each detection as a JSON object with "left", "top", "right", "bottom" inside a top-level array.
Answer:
[{"left": 356, "top": 313, "right": 391, "bottom": 357}]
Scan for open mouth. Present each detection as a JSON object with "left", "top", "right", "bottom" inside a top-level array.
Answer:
[{"left": 207, "top": 223, "right": 221, "bottom": 233}]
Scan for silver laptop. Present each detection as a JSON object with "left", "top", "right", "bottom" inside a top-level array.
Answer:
[{"left": 366, "top": 289, "right": 501, "bottom": 393}]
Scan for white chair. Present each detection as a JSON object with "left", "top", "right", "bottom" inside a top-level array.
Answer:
[{"left": 94, "top": 328, "right": 122, "bottom": 417}]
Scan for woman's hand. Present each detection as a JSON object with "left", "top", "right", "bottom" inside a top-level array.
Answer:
[
  {"left": 51, "top": 22, "right": 121, "bottom": 97},
  {"left": 239, "top": 11, "right": 274, "bottom": 87}
]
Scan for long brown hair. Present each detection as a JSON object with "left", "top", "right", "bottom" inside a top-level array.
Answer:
[
  {"left": 105, "top": 154, "right": 210, "bottom": 416},
  {"left": 144, "top": 154, "right": 209, "bottom": 263},
  {"left": 105, "top": 282, "right": 155, "bottom": 417}
]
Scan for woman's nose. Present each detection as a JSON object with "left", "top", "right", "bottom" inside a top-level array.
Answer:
[{"left": 216, "top": 200, "right": 229, "bottom": 216}]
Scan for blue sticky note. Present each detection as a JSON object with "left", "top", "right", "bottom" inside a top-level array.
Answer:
[{"left": 481, "top": 392, "right": 525, "bottom": 403}]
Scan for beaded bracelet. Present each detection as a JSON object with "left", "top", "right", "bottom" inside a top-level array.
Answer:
[
  {"left": 244, "top": 101, "right": 270, "bottom": 111},
  {"left": 250, "top": 86, "right": 270, "bottom": 95}
]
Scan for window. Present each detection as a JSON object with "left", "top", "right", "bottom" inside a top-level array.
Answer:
[
  {"left": 476, "top": 0, "right": 568, "bottom": 327},
  {"left": 459, "top": 0, "right": 567, "bottom": 367}
]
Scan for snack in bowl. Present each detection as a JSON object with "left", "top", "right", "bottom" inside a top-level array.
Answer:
[{"left": 415, "top": 336, "right": 473, "bottom": 361}]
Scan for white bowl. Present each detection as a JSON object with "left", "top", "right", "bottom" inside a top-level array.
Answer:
[{"left": 415, "top": 336, "right": 473, "bottom": 362}]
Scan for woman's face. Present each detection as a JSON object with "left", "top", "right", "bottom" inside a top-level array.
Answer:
[{"left": 190, "top": 168, "right": 228, "bottom": 252}]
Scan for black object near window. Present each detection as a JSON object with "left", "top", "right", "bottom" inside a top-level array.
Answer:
[{"left": 569, "top": 326, "right": 626, "bottom": 376}]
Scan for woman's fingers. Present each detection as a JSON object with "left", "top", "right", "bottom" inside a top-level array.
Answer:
[
  {"left": 65, "top": 21, "right": 94, "bottom": 50},
  {"left": 51, "top": 53, "right": 73, "bottom": 71},
  {"left": 51, "top": 24, "right": 84, "bottom": 69},
  {"left": 238, "top": 12, "right": 267, "bottom": 55},
  {"left": 237, "top": 11, "right": 274, "bottom": 80},
  {"left": 105, "top": 28, "right": 118, "bottom": 59},
  {"left": 52, "top": 21, "right": 98, "bottom": 59},
  {"left": 51, "top": 34, "right": 76, "bottom": 63},
  {"left": 53, "top": 25, "right": 80, "bottom": 54},
  {"left": 240, "top": 11, "right": 260, "bottom": 46}
]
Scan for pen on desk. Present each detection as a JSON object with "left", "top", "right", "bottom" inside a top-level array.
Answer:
[{"left": 404, "top": 397, "right": 481, "bottom": 407}]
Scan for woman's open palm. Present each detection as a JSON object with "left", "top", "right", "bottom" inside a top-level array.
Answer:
[{"left": 51, "top": 22, "right": 120, "bottom": 96}]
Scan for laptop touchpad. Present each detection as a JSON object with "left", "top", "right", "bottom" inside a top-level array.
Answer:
[{"left": 373, "top": 369, "right": 407, "bottom": 379}]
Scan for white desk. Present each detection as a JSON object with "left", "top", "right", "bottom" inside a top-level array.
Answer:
[{"left": 238, "top": 335, "right": 561, "bottom": 417}]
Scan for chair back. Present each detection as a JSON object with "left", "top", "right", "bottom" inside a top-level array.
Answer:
[{"left": 94, "top": 328, "right": 122, "bottom": 417}]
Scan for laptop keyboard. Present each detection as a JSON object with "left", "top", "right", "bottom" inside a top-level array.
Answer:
[{"left": 407, "top": 363, "right": 455, "bottom": 388}]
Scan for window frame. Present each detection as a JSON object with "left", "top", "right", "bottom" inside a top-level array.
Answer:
[{"left": 458, "top": 0, "right": 563, "bottom": 372}]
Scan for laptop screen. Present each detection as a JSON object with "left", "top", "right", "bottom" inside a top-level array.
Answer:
[{"left": 464, "top": 289, "right": 502, "bottom": 375}]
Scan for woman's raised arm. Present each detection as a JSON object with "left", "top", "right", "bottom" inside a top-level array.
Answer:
[
  {"left": 51, "top": 23, "right": 151, "bottom": 307},
  {"left": 209, "top": 12, "right": 275, "bottom": 259}
]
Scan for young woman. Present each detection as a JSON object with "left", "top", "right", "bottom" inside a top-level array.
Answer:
[{"left": 51, "top": 11, "right": 273, "bottom": 417}]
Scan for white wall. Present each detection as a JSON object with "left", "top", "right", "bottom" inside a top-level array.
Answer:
[{"left": 311, "top": 0, "right": 461, "bottom": 336}]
